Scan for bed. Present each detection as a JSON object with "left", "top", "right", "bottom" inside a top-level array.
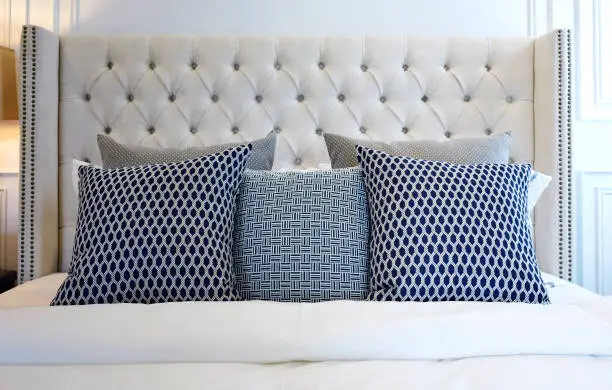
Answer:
[{"left": 2, "top": 25, "right": 612, "bottom": 389}]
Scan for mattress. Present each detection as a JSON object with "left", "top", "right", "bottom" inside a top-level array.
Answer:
[{"left": 0, "top": 271, "right": 600, "bottom": 308}]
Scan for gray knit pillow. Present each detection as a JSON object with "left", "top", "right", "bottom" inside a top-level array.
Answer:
[
  {"left": 324, "top": 133, "right": 511, "bottom": 168},
  {"left": 98, "top": 133, "right": 276, "bottom": 170}
]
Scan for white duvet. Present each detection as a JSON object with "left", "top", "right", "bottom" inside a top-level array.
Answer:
[{"left": 1, "top": 296, "right": 612, "bottom": 389}]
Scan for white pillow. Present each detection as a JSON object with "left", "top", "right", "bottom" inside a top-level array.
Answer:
[
  {"left": 276, "top": 163, "right": 332, "bottom": 172},
  {"left": 71, "top": 159, "right": 101, "bottom": 195},
  {"left": 528, "top": 170, "right": 552, "bottom": 212}
]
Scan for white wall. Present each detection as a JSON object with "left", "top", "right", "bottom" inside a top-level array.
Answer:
[
  {"left": 575, "top": 0, "right": 612, "bottom": 171},
  {"left": 2, "top": 0, "right": 556, "bottom": 47},
  {"left": 573, "top": 0, "right": 612, "bottom": 294}
]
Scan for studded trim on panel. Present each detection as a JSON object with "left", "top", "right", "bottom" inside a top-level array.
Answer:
[
  {"left": 18, "top": 26, "right": 37, "bottom": 284},
  {"left": 566, "top": 31, "right": 574, "bottom": 283},
  {"left": 554, "top": 29, "right": 573, "bottom": 282}
]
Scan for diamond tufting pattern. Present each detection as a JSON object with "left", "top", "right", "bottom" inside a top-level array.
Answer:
[
  {"left": 58, "top": 36, "right": 535, "bottom": 270},
  {"left": 60, "top": 37, "right": 534, "bottom": 167}
]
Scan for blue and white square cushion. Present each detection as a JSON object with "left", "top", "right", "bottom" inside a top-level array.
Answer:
[
  {"left": 356, "top": 146, "right": 549, "bottom": 303},
  {"left": 233, "top": 168, "right": 370, "bottom": 302},
  {"left": 51, "top": 145, "right": 252, "bottom": 305}
]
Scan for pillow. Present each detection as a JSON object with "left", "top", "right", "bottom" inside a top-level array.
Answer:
[
  {"left": 71, "top": 160, "right": 100, "bottom": 195},
  {"left": 323, "top": 133, "right": 551, "bottom": 212},
  {"left": 357, "top": 146, "right": 549, "bottom": 303},
  {"left": 98, "top": 132, "right": 275, "bottom": 170},
  {"left": 233, "top": 168, "right": 370, "bottom": 302},
  {"left": 324, "top": 133, "right": 511, "bottom": 168},
  {"left": 276, "top": 163, "right": 332, "bottom": 172},
  {"left": 51, "top": 145, "right": 252, "bottom": 305},
  {"left": 528, "top": 170, "right": 552, "bottom": 211},
  {"left": 71, "top": 162, "right": 334, "bottom": 195}
]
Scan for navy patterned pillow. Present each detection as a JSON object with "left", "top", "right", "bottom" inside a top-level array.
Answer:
[
  {"left": 357, "top": 146, "right": 549, "bottom": 303},
  {"left": 233, "top": 168, "right": 370, "bottom": 302},
  {"left": 51, "top": 145, "right": 252, "bottom": 305}
]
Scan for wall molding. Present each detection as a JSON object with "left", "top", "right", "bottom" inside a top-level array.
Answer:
[
  {"left": 7, "top": 0, "right": 23, "bottom": 48},
  {"left": 594, "top": 186, "right": 612, "bottom": 294},
  {"left": 577, "top": 0, "right": 612, "bottom": 120},
  {"left": 577, "top": 171, "right": 612, "bottom": 295},
  {"left": 0, "top": 187, "right": 8, "bottom": 270},
  {"left": 10, "top": 1, "right": 560, "bottom": 42},
  {"left": 528, "top": 0, "right": 549, "bottom": 37},
  {"left": 57, "top": 0, "right": 79, "bottom": 33},
  {"left": 527, "top": 0, "right": 574, "bottom": 37},
  {"left": 7, "top": 0, "right": 80, "bottom": 48},
  {"left": 1, "top": 0, "right": 10, "bottom": 47},
  {"left": 592, "top": 0, "right": 612, "bottom": 105}
]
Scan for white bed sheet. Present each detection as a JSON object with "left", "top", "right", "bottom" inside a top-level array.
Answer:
[{"left": 0, "top": 271, "right": 601, "bottom": 308}]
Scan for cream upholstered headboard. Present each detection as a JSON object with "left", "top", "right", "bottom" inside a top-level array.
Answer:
[{"left": 17, "top": 26, "right": 573, "bottom": 283}]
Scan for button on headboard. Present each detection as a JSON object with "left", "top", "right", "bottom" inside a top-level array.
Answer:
[{"left": 17, "top": 26, "right": 573, "bottom": 283}]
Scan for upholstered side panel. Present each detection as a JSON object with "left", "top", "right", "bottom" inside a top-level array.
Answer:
[
  {"left": 534, "top": 29, "right": 573, "bottom": 280},
  {"left": 18, "top": 26, "right": 59, "bottom": 283}
]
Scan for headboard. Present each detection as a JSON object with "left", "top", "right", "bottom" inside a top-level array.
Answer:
[{"left": 17, "top": 26, "right": 573, "bottom": 283}]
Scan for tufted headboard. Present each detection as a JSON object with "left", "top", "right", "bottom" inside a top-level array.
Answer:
[{"left": 17, "top": 26, "right": 573, "bottom": 283}]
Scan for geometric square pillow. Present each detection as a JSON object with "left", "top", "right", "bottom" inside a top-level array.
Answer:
[
  {"left": 51, "top": 145, "right": 252, "bottom": 305},
  {"left": 233, "top": 167, "right": 370, "bottom": 302},
  {"left": 97, "top": 132, "right": 275, "bottom": 170},
  {"left": 357, "top": 146, "right": 549, "bottom": 303}
]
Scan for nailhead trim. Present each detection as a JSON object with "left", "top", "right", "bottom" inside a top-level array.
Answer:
[
  {"left": 556, "top": 30, "right": 565, "bottom": 281},
  {"left": 565, "top": 30, "right": 574, "bottom": 281},
  {"left": 554, "top": 29, "right": 573, "bottom": 282},
  {"left": 18, "top": 26, "right": 38, "bottom": 284},
  {"left": 18, "top": 26, "right": 28, "bottom": 284}
]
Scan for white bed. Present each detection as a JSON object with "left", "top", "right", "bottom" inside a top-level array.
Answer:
[
  {"left": 3, "top": 25, "right": 609, "bottom": 390},
  {"left": 1, "top": 274, "right": 611, "bottom": 389}
]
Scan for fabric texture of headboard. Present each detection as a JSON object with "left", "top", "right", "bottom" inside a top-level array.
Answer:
[{"left": 17, "top": 26, "right": 573, "bottom": 283}]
